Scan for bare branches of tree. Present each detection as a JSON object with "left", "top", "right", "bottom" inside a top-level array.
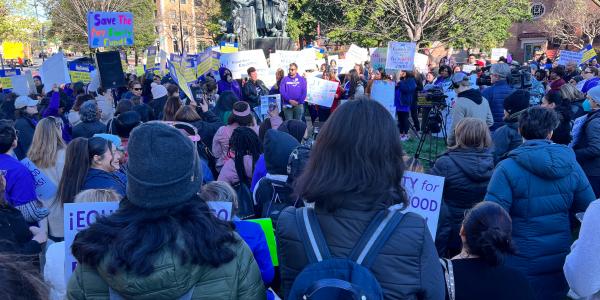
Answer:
[{"left": 543, "top": 0, "right": 600, "bottom": 49}]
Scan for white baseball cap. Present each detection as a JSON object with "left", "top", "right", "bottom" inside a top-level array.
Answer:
[{"left": 14, "top": 95, "right": 39, "bottom": 109}]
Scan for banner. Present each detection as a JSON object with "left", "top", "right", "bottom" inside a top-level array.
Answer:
[
  {"left": 0, "top": 69, "right": 21, "bottom": 91},
  {"left": 68, "top": 61, "right": 95, "bottom": 84},
  {"left": 40, "top": 52, "right": 71, "bottom": 93},
  {"left": 581, "top": 45, "right": 597, "bottom": 64},
  {"left": 208, "top": 201, "right": 233, "bottom": 221},
  {"left": 306, "top": 76, "right": 338, "bottom": 108},
  {"left": 346, "top": 44, "right": 369, "bottom": 65},
  {"left": 87, "top": 11, "right": 134, "bottom": 48},
  {"left": 491, "top": 48, "right": 508, "bottom": 61},
  {"left": 168, "top": 60, "right": 194, "bottom": 100},
  {"left": 370, "top": 47, "right": 387, "bottom": 70},
  {"left": 64, "top": 202, "right": 119, "bottom": 283},
  {"left": 20, "top": 158, "right": 57, "bottom": 202},
  {"left": 145, "top": 46, "right": 157, "bottom": 69},
  {"left": 370, "top": 80, "right": 396, "bottom": 117},
  {"left": 219, "top": 50, "right": 268, "bottom": 79},
  {"left": 558, "top": 50, "right": 584, "bottom": 66},
  {"left": 386, "top": 41, "right": 417, "bottom": 70},
  {"left": 399, "top": 171, "right": 445, "bottom": 239},
  {"left": 248, "top": 218, "right": 278, "bottom": 266}
]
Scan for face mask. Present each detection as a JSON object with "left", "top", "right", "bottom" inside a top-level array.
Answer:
[{"left": 583, "top": 99, "right": 592, "bottom": 112}]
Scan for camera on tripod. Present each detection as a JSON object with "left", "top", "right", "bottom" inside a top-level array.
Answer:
[
  {"left": 476, "top": 65, "right": 492, "bottom": 86},
  {"left": 418, "top": 86, "right": 448, "bottom": 107},
  {"left": 508, "top": 66, "right": 532, "bottom": 90}
]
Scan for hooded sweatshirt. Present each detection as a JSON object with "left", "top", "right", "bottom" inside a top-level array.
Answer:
[
  {"left": 217, "top": 67, "right": 242, "bottom": 100},
  {"left": 447, "top": 88, "right": 494, "bottom": 146},
  {"left": 486, "top": 140, "right": 595, "bottom": 299},
  {"left": 251, "top": 130, "right": 299, "bottom": 191},
  {"left": 279, "top": 74, "right": 307, "bottom": 105}
]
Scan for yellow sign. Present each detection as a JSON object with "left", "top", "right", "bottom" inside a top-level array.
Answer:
[
  {"left": 582, "top": 48, "right": 597, "bottom": 64},
  {"left": 69, "top": 71, "right": 91, "bottom": 84},
  {"left": 220, "top": 46, "right": 238, "bottom": 53},
  {"left": 3, "top": 42, "right": 24, "bottom": 60},
  {"left": 0, "top": 77, "right": 13, "bottom": 89},
  {"left": 183, "top": 67, "right": 197, "bottom": 83}
]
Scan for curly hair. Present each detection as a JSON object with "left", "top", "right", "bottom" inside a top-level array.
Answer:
[{"left": 79, "top": 100, "right": 99, "bottom": 123}]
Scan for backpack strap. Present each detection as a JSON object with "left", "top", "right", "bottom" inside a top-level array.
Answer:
[
  {"left": 295, "top": 207, "right": 331, "bottom": 263},
  {"left": 349, "top": 208, "right": 405, "bottom": 268},
  {"left": 440, "top": 258, "right": 455, "bottom": 300}
]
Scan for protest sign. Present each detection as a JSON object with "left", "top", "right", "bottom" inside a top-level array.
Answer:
[
  {"left": 68, "top": 61, "right": 95, "bottom": 84},
  {"left": 208, "top": 201, "right": 233, "bottom": 221},
  {"left": 220, "top": 42, "right": 239, "bottom": 53},
  {"left": 462, "top": 64, "right": 477, "bottom": 73},
  {"left": 64, "top": 202, "right": 119, "bottom": 283},
  {"left": 220, "top": 50, "right": 268, "bottom": 79},
  {"left": 248, "top": 218, "right": 278, "bottom": 266},
  {"left": 197, "top": 50, "right": 214, "bottom": 76},
  {"left": 491, "top": 48, "right": 508, "bottom": 61},
  {"left": 40, "top": 52, "right": 70, "bottom": 93},
  {"left": 370, "top": 80, "right": 396, "bottom": 117},
  {"left": 182, "top": 55, "right": 198, "bottom": 83},
  {"left": 2, "top": 41, "right": 24, "bottom": 60},
  {"left": 159, "top": 50, "right": 168, "bottom": 75},
  {"left": 145, "top": 46, "right": 157, "bottom": 69},
  {"left": 558, "top": 50, "right": 584, "bottom": 66},
  {"left": 272, "top": 50, "right": 299, "bottom": 71},
  {"left": 168, "top": 60, "right": 194, "bottom": 100},
  {"left": 0, "top": 69, "right": 21, "bottom": 91},
  {"left": 306, "top": 76, "right": 338, "bottom": 108},
  {"left": 346, "top": 44, "right": 369, "bottom": 65},
  {"left": 87, "top": 12, "right": 134, "bottom": 48},
  {"left": 386, "top": 41, "right": 417, "bottom": 70},
  {"left": 370, "top": 48, "right": 387, "bottom": 70},
  {"left": 20, "top": 158, "right": 57, "bottom": 202},
  {"left": 581, "top": 45, "right": 597, "bottom": 64},
  {"left": 414, "top": 53, "right": 429, "bottom": 74},
  {"left": 256, "top": 94, "right": 281, "bottom": 121},
  {"left": 10, "top": 71, "right": 35, "bottom": 96},
  {"left": 400, "top": 171, "right": 445, "bottom": 239},
  {"left": 297, "top": 48, "right": 319, "bottom": 72}
]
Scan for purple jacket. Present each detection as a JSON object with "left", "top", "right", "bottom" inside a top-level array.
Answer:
[
  {"left": 217, "top": 67, "right": 242, "bottom": 99},
  {"left": 42, "top": 92, "right": 72, "bottom": 143},
  {"left": 280, "top": 75, "right": 307, "bottom": 105}
]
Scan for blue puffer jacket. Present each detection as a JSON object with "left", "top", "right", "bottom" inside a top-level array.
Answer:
[
  {"left": 481, "top": 81, "right": 515, "bottom": 131},
  {"left": 394, "top": 77, "right": 417, "bottom": 112},
  {"left": 485, "top": 140, "right": 595, "bottom": 300}
]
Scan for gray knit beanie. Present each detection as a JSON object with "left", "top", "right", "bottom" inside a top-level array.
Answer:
[{"left": 126, "top": 121, "right": 202, "bottom": 208}]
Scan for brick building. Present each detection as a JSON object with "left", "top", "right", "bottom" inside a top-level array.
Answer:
[{"left": 154, "top": 0, "right": 214, "bottom": 54}]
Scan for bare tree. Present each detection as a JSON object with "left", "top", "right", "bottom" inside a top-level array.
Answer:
[{"left": 543, "top": 0, "right": 600, "bottom": 49}]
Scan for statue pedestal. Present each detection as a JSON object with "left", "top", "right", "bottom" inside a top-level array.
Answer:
[{"left": 251, "top": 37, "right": 294, "bottom": 57}]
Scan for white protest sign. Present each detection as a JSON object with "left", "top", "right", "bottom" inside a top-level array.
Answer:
[
  {"left": 208, "top": 201, "right": 233, "bottom": 221},
  {"left": 400, "top": 171, "right": 445, "bottom": 239},
  {"left": 414, "top": 53, "right": 429, "bottom": 74},
  {"left": 370, "top": 48, "right": 387, "bottom": 70},
  {"left": 269, "top": 52, "right": 281, "bottom": 69},
  {"left": 259, "top": 68, "right": 277, "bottom": 91},
  {"left": 20, "top": 158, "right": 57, "bottom": 202},
  {"left": 40, "top": 52, "right": 71, "bottom": 93},
  {"left": 306, "top": 76, "right": 339, "bottom": 108},
  {"left": 10, "top": 74, "right": 33, "bottom": 96},
  {"left": 386, "top": 41, "right": 417, "bottom": 70},
  {"left": 64, "top": 202, "right": 119, "bottom": 284},
  {"left": 220, "top": 49, "right": 269, "bottom": 79},
  {"left": 346, "top": 44, "right": 369, "bottom": 65},
  {"left": 491, "top": 48, "right": 508, "bottom": 61},
  {"left": 370, "top": 80, "right": 396, "bottom": 117},
  {"left": 558, "top": 50, "right": 584, "bottom": 66},
  {"left": 462, "top": 64, "right": 477, "bottom": 73},
  {"left": 337, "top": 59, "right": 355, "bottom": 74}
]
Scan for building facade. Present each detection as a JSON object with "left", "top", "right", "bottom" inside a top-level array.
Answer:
[{"left": 154, "top": 0, "right": 214, "bottom": 54}]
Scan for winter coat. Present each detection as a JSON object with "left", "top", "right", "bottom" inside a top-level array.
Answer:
[
  {"left": 394, "top": 78, "right": 417, "bottom": 112},
  {"left": 72, "top": 121, "right": 106, "bottom": 139},
  {"left": 95, "top": 95, "right": 115, "bottom": 124},
  {"left": 447, "top": 89, "right": 494, "bottom": 145},
  {"left": 429, "top": 148, "right": 494, "bottom": 256},
  {"left": 39, "top": 149, "right": 66, "bottom": 239},
  {"left": 482, "top": 81, "right": 515, "bottom": 131},
  {"left": 217, "top": 155, "right": 253, "bottom": 185},
  {"left": 0, "top": 205, "right": 41, "bottom": 255},
  {"left": 276, "top": 194, "right": 445, "bottom": 300},
  {"left": 492, "top": 116, "right": 522, "bottom": 164},
  {"left": 188, "top": 110, "right": 224, "bottom": 149},
  {"left": 233, "top": 220, "right": 274, "bottom": 285},
  {"left": 212, "top": 124, "right": 259, "bottom": 170},
  {"left": 149, "top": 95, "right": 168, "bottom": 120},
  {"left": 280, "top": 75, "right": 307, "bottom": 105},
  {"left": 82, "top": 168, "right": 127, "bottom": 198},
  {"left": 574, "top": 109, "right": 600, "bottom": 177},
  {"left": 485, "top": 140, "right": 595, "bottom": 300},
  {"left": 133, "top": 103, "right": 155, "bottom": 122},
  {"left": 14, "top": 115, "right": 37, "bottom": 160},
  {"left": 552, "top": 105, "right": 572, "bottom": 146},
  {"left": 67, "top": 232, "right": 265, "bottom": 300},
  {"left": 242, "top": 79, "right": 269, "bottom": 108},
  {"left": 217, "top": 67, "right": 242, "bottom": 100}
]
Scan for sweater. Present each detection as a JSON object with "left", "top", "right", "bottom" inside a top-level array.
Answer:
[
  {"left": 564, "top": 200, "right": 600, "bottom": 299},
  {"left": 447, "top": 89, "right": 494, "bottom": 145},
  {"left": 279, "top": 75, "right": 307, "bottom": 105}
]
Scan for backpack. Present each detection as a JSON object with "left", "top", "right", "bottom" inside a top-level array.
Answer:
[
  {"left": 286, "top": 144, "right": 311, "bottom": 186},
  {"left": 232, "top": 181, "right": 255, "bottom": 219},
  {"left": 253, "top": 175, "right": 302, "bottom": 222},
  {"left": 288, "top": 207, "right": 405, "bottom": 300}
]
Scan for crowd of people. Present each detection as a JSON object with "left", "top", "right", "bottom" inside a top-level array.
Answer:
[{"left": 0, "top": 47, "right": 598, "bottom": 300}]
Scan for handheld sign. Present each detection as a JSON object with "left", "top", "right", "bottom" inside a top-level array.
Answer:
[
  {"left": 0, "top": 69, "right": 21, "bottom": 91},
  {"left": 370, "top": 80, "right": 396, "bottom": 117},
  {"left": 207, "top": 201, "right": 233, "bottom": 221},
  {"left": 168, "top": 60, "right": 194, "bottom": 100},
  {"left": 248, "top": 218, "right": 278, "bottom": 266},
  {"left": 64, "top": 202, "right": 119, "bottom": 283},
  {"left": 386, "top": 41, "right": 417, "bottom": 71},
  {"left": 68, "top": 61, "right": 95, "bottom": 84},
  {"left": 370, "top": 47, "right": 387, "bottom": 70},
  {"left": 346, "top": 44, "right": 369, "bottom": 65},
  {"left": 145, "top": 46, "right": 157, "bottom": 69},
  {"left": 558, "top": 50, "right": 584, "bottom": 66},
  {"left": 399, "top": 171, "right": 445, "bottom": 239},
  {"left": 581, "top": 45, "right": 597, "bottom": 64},
  {"left": 87, "top": 12, "right": 134, "bottom": 48},
  {"left": 491, "top": 48, "right": 508, "bottom": 61},
  {"left": 40, "top": 52, "right": 71, "bottom": 93},
  {"left": 220, "top": 50, "right": 269, "bottom": 79},
  {"left": 306, "top": 76, "right": 338, "bottom": 108},
  {"left": 20, "top": 158, "right": 58, "bottom": 202}
]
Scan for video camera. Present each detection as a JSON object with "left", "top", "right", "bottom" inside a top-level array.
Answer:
[
  {"left": 476, "top": 65, "right": 492, "bottom": 86},
  {"left": 508, "top": 66, "right": 532, "bottom": 90},
  {"left": 425, "top": 86, "right": 448, "bottom": 105}
]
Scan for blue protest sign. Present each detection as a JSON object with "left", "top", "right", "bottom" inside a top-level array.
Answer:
[
  {"left": 20, "top": 158, "right": 58, "bottom": 202},
  {"left": 370, "top": 80, "right": 396, "bottom": 117},
  {"left": 87, "top": 12, "right": 134, "bottom": 48},
  {"left": 558, "top": 50, "right": 584, "bottom": 66}
]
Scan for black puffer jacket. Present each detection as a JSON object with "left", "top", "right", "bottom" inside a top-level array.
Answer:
[
  {"left": 189, "top": 109, "right": 224, "bottom": 148},
  {"left": 492, "top": 116, "right": 522, "bottom": 164},
  {"left": 429, "top": 148, "right": 494, "bottom": 257},
  {"left": 276, "top": 194, "right": 445, "bottom": 300},
  {"left": 0, "top": 205, "right": 41, "bottom": 255},
  {"left": 574, "top": 109, "right": 600, "bottom": 177},
  {"left": 14, "top": 116, "right": 36, "bottom": 160}
]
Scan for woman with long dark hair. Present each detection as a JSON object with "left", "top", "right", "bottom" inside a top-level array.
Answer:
[
  {"left": 541, "top": 92, "right": 572, "bottom": 145},
  {"left": 212, "top": 101, "right": 257, "bottom": 171},
  {"left": 67, "top": 122, "right": 264, "bottom": 299},
  {"left": 217, "top": 127, "right": 262, "bottom": 186},
  {"left": 344, "top": 69, "right": 364, "bottom": 101},
  {"left": 269, "top": 68, "right": 285, "bottom": 95},
  {"left": 276, "top": 98, "right": 444, "bottom": 299},
  {"left": 162, "top": 96, "right": 182, "bottom": 121}
]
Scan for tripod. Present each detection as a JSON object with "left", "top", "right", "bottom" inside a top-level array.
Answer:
[{"left": 414, "top": 103, "right": 448, "bottom": 166}]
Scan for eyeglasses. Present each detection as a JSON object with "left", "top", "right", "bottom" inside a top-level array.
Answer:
[
  {"left": 133, "top": 88, "right": 142, "bottom": 91},
  {"left": 584, "top": 71, "right": 593, "bottom": 74}
]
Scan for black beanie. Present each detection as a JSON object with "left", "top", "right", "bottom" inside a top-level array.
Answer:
[
  {"left": 503, "top": 90, "right": 531, "bottom": 115},
  {"left": 278, "top": 120, "right": 307, "bottom": 143},
  {"left": 126, "top": 121, "right": 201, "bottom": 209}
]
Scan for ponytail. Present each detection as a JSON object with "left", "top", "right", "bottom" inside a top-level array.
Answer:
[{"left": 473, "top": 227, "right": 515, "bottom": 266}]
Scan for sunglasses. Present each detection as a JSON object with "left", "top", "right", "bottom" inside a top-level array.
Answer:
[
  {"left": 133, "top": 88, "right": 142, "bottom": 91},
  {"left": 584, "top": 71, "right": 593, "bottom": 74}
]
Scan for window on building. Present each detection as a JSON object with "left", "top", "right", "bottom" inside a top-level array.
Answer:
[
  {"left": 171, "top": 25, "right": 178, "bottom": 33},
  {"left": 154, "top": 10, "right": 157, "bottom": 18},
  {"left": 183, "top": 27, "right": 189, "bottom": 36},
  {"left": 194, "top": 0, "right": 202, "bottom": 6},
  {"left": 173, "top": 40, "right": 179, "bottom": 54},
  {"left": 531, "top": 3, "right": 545, "bottom": 19},
  {"left": 170, "top": 10, "right": 176, "bottom": 19},
  {"left": 155, "top": 26, "right": 159, "bottom": 34},
  {"left": 181, "top": 11, "right": 187, "bottom": 19},
  {"left": 184, "top": 41, "right": 190, "bottom": 53},
  {"left": 180, "top": 0, "right": 186, "bottom": 4}
]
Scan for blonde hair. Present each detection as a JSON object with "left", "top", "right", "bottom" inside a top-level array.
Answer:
[
  {"left": 200, "top": 181, "right": 238, "bottom": 215},
  {"left": 27, "top": 117, "right": 66, "bottom": 169},
  {"left": 450, "top": 118, "right": 492, "bottom": 150},
  {"left": 74, "top": 189, "right": 121, "bottom": 203},
  {"left": 560, "top": 84, "right": 585, "bottom": 102}
]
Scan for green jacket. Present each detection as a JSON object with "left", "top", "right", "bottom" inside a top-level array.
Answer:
[{"left": 67, "top": 235, "right": 265, "bottom": 300}]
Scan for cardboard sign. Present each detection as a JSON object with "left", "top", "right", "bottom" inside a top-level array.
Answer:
[
  {"left": 370, "top": 80, "right": 396, "bottom": 117},
  {"left": 400, "top": 171, "right": 445, "bottom": 239},
  {"left": 0, "top": 69, "right": 21, "bottom": 90},
  {"left": 491, "top": 48, "right": 508, "bottom": 61},
  {"left": 462, "top": 64, "right": 477, "bottom": 73},
  {"left": 87, "top": 12, "right": 134, "bottom": 48},
  {"left": 370, "top": 48, "right": 387, "bottom": 70},
  {"left": 248, "top": 218, "right": 278, "bottom": 266},
  {"left": 64, "top": 202, "right": 119, "bottom": 283},
  {"left": 306, "top": 76, "right": 338, "bottom": 108},
  {"left": 386, "top": 41, "right": 417, "bottom": 70},
  {"left": 257, "top": 94, "right": 281, "bottom": 120},
  {"left": 40, "top": 52, "right": 71, "bottom": 93},
  {"left": 20, "top": 158, "right": 58, "bottom": 202},
  {"left": 10, "top": 73, "right": 34, "bottom": 96},
  {"left": 346, "top": 44, "right": 369, "bottom": 65},
  {"left": 581, "top": 44, "right": 597, "bottom": 64},
  {"left": 558, "top": 50, "right": 584, "bottom": 66},
  {"left": 219, "top": 50, "right": 269, "bottom": 79},
  {"left": 414, "top": 53, "right": 429, "bottom": 74},
  {"left": 208, "top": 201, "right": 233, "bottom": 221}
]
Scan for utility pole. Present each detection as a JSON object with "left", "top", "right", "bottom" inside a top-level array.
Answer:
[
  {"left": 32, "top": 0, "right": 45, "bottom": 62},
  {"left": 178, "top": 0, "right": 184, "bottom": 55}
]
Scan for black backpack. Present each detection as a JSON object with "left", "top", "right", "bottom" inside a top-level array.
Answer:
[{"left": 253, "top": 175, "right": 302, "bottom": 222}]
